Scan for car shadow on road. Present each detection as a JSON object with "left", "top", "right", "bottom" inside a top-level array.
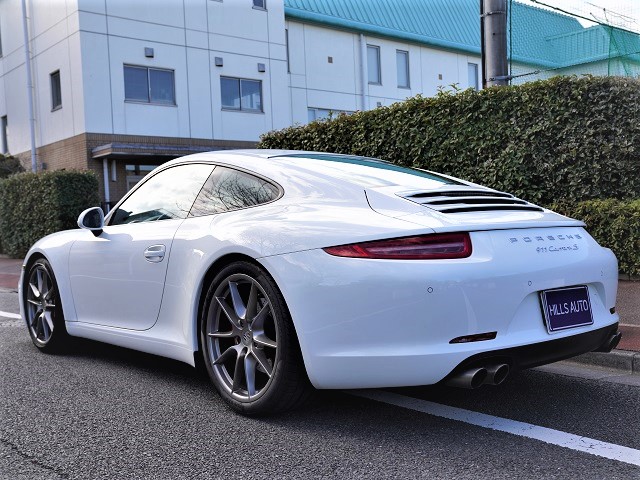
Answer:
[{"left": 60, "top": 336, "right": 205, "bottom": 380}]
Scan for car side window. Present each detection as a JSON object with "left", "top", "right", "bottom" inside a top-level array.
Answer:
[
  {"left": 110, "top": 164, "right": 214, "bottom": 225},
  {"left": 189, "top": 166, "right": 280, "bottom": 217}
]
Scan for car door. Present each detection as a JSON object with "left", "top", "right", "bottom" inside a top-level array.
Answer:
[{"left": 68, "top": 163, "right": 214, "bottom": 330}]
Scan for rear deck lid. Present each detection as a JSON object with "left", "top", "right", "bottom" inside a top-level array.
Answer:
[{"left": 365, "top": 185, "right": 584, "bottom": 232}]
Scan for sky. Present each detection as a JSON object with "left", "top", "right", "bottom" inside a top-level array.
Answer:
[{"left": 517, "top": 0, "right": 640, "bottom": 32}]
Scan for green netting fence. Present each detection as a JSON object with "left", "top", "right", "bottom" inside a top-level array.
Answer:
[{"left": 508, "top": 0, "right": 640, "bottom": 85}]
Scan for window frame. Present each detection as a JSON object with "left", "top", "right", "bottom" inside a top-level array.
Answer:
[
  {"left": 106, "top": 162, "right": 283, "bottom": 225},
  {"left": 252, "top": 0, "right": 267, "bottom": 10},
  {"left": 220, "top": 76, "right": 264, "bottom": 113},
  {"left": 123, "top": 64, "right": 177, "bottom": 106},
  {"left": 50, "top": 70, "right": 62, "bottom": 111},
  {"left": 468, "top": 62, "right": 479, "bottom": 91},
  {"left": 367, "top": 45, "right": 381, "bottom": 85},
  {"left": 396, "top": 50, "right": 410, "bottom": 89}
]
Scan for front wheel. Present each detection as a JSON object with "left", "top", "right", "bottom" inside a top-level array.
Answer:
[
  {"left": 200, "top": 261, "right": 312, "bottom": 415},
  {"left": 24, "top": 258, "right": 69, "bottom": 353}
]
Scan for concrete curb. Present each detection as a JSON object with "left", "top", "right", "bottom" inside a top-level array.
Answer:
[{"left": 564, "top": 349, "right": 640, "bottom": 375}]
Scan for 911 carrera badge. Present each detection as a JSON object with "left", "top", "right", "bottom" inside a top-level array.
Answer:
[{"left": 536, "top": 244, "right": 579, "bottom": 253}]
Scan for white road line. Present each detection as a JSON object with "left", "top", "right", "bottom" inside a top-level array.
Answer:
[
  {"left": 0, "top": 310, "right": 21, "bottom": 319},
  {"left": 351, "top": 390, "right": 640, "bottom": 467}
]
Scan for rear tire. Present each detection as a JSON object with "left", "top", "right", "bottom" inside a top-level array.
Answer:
[
  {"left": 200, "top": 261, "right": 312, "bottom": 415},
  {"left": 24, "top": 258, "right": 69, "bottom": 353}
]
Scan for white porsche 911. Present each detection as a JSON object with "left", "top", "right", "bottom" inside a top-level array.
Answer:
[{"left": 20, "top": 150, "right": 621, "bottom": 414}]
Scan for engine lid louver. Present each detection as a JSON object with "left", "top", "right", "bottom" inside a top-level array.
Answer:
[{"left": 399, "top": 189, "right": 544, "bottom": 214}]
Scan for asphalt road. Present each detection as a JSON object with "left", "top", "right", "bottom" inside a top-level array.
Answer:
[{"left": 1, "top": 291, "right": 639, "bottom": 480}]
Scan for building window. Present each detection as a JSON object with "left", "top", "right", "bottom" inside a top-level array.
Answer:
[
  {"left": 125, "top": 164, "right": 157, "bottom": 191},
  {"left": 307, "top": 108, "right": 352, "bottom": 123},
  {"left": 367, "top": 45, "right": 381, "bottom": 85},
  {"left": 396, "top": 50, "right": 409, "bottom": 88},
  {"left": 0, "top": 116, "right": 7, "bottom": 154},
  {"left": 285, "top": 29, "right": 290, "bottom": 73},
  {"left": 253, "top": 0, "right": 266, "bottom": 9},
  {"left": 50, "top": 71, "right": 62, "bottom": 110},
  {"left": 124, "top": 65, "right": 176, "bottom": 105},
  {"left": 221, "top": 77, "right": 263, "bottom": 112},
  {"left": 468, "top": 63, "right": 479, "bottom": 90}
]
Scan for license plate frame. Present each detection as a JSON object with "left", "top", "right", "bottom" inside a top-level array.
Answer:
[{"left": 540, "top": 285, "right": 594, "bottom": 333}]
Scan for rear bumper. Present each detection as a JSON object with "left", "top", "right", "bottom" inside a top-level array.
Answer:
[{"left": 445, "top": 323, "right": 619, "bottom": 379}]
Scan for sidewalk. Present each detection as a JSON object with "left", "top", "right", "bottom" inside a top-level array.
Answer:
[
  {"left": 616, "top": 282, "right": 640, "bottom": 351},
  {"left": 0, "top": 257, "right": 21, "bottom": 290},
  {"left": 1, "top": 256, "right": 638, "bottom": 354}
]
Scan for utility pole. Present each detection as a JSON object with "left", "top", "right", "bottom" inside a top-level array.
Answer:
[{"left": 480, "top": 0, "right": 509, "bottom": 88}]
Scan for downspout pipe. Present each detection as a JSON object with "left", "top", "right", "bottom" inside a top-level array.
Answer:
[
  {"left": 359, "top": 34, "right": 367, "bottom": 111},
  {"left": 21, "top": 0, "right": 37, "bottom": 172},
  {"left": 102, "top": 159, "right": 110, "bottom": 213}
]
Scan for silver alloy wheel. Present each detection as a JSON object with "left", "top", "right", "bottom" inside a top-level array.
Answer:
[
  {"left": 26, "top": 264, "right": 57, "bottom": 344},
  {"left": 206, "top": 273, "right": 279, "bottom": 401}
]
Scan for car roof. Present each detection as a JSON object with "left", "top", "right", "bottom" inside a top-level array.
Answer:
[{"left": 164, "top": 149, "right": 465, "bottom": 193}]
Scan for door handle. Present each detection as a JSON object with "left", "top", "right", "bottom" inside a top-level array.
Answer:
[{"left": 144, "top": 244, "right": 166, "bottom": 263}]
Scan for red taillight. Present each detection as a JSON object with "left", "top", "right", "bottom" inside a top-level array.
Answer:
[{"left": 323, "top": 233, "right": 472, "bottom": 260}]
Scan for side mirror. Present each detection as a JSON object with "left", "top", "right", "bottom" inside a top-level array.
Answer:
[{"left": 77, "top": 207, "right": 105, "bottom": 237}]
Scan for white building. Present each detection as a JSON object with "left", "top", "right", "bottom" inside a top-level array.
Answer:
[
  {"left": 286, "top": 1, "right": 483, "bottom": 124},
  {"left": 0, "top": 0, "right": 291, "bottom": 204},
  {"left": 1, "top": 0, "right": 631, "bottom": 205}
]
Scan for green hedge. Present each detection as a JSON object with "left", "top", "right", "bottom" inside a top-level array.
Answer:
[
  {"left": 0, "top": 170, "right": 99, "bottom": 257},
  {"left": 259, "top": 76, "right": 640, "bottom": 205},
  {"left": 553, "top": 199, "right": 640, "bottom": 278},
  {"left": 0, "top": 155, "right": 25, "bottom": 178}
]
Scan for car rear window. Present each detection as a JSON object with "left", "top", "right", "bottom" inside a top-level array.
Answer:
[
  {"left": 189, "top": 166, "right": 280, "bottom": 217},
  {"left": 273, "top": 153, "right": 462, "bottom": 188}
]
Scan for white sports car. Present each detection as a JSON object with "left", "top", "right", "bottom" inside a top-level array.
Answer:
[{"left": 20, "top": 150, "right": 621, "bottom": 414}]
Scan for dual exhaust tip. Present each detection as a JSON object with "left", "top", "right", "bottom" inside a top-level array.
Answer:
[
  {"left": 445, "top": 363, "right": 510, "bottom": 389},
  {"left": 445, "top": 330, "right": 623, "bottom": 390}
]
